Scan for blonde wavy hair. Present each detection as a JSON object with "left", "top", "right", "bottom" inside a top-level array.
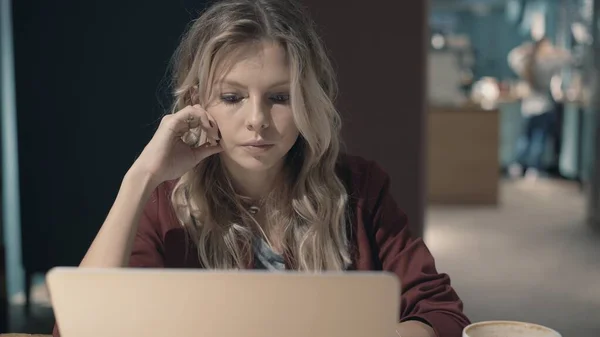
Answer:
[{"left": 168, "top": 0, "right": 351, "bottom": 271}]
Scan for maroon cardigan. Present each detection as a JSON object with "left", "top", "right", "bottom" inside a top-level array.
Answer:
[{"left": 53, "top": 154, "right": 469, "bottom": 337}]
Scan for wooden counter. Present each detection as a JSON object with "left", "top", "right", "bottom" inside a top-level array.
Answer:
[{"left": 427, "top": 105, "right": 500, "bottom": 205}]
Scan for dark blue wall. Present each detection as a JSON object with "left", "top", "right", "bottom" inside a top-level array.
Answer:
[
  {"left": 431, "top": 0, "right": 560, "bottom": 81},
  {"left": 11, "top": 0, "right": 210, "bottom": 298}
]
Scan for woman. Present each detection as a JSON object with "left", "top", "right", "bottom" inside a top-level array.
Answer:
[
  {"left": 508, "top": 37, "right": 571, "bottom": 179},
  {"left": 54, "top": 0, "right": 469, "bottom": 336}
]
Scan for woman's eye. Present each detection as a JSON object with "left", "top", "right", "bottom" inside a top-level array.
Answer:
[
  {"left": 270, "top": 94, "right": 290, "bottom": 104},
  {"left": 221, "top": 94, "right": 243, "bottom": 105}
]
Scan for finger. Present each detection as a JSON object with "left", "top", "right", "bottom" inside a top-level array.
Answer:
[
  {"left": 181, "top": 129, "right": 200, "bottom": 147},
  {"left": 164, "top": 105, "right": 209, "bottom": 135},
  {"left": 198, "top": 129, "right": 208, "bottom": 146},
  {"left": 204, "top": 110, "right": 220, "bottom": 140},
  {"left": 182, "top": 128, "right": 216, "bottom": 148},
  {"left": 193, "top": 105, "right": 219, "bottom": 140},
  {"left": 160, "top": 108, "right": 198, "bottom": 136},
  {"left": 192, "top": 105, "right": 212, "bottom": 134}
]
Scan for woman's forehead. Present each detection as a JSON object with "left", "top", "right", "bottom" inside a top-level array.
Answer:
[{"left": 212, "top": 41, "right": 292, "bottom": 87}]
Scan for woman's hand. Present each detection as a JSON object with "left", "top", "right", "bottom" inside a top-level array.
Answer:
[{"left": 130, "top": 104, "right": 223, "bottom": 187}]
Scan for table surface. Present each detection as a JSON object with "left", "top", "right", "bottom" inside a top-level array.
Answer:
[{"left": 0, "top": 333, "right": 52, "bottom": 337}]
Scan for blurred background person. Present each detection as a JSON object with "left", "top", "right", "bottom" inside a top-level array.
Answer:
[{"left": 507, "top": 36, "right": 571, "bottom": 180}]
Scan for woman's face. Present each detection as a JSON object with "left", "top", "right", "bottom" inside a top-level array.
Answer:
[{"left": 206, "top": 41, "right": 299, "bottom": 173}]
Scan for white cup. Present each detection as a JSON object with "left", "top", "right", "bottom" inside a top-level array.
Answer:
[{"left": 462, "top": 321, "right": 562, "bottom": 337}]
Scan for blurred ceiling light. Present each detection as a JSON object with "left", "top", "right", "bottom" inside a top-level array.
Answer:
[
  {"left": 431, "top": 34, "right": 446, "bottom": 50},
  {"left": 471, "top": 77, "right": 500, "bottom": 110},
  {"left": 571, "top": 22, "right": 591, "bottom": 44},
  {"left": 431, "top": 34, "right": 446, "bottom": 49},
  {"left": 531, "top": 12, "right": 546, "bottom": 41}
]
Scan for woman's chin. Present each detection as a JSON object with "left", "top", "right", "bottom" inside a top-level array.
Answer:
[{"left": 221, "top": 151, "right": 283, "bottom": 172}]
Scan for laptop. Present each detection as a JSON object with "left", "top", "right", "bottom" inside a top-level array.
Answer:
[{"left": 47, "top": 267, "right": 400, "bottom": 337}]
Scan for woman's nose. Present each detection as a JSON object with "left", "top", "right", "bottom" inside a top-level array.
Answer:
[{"left": 245, "top": 98, "right": 270, "bottom": 131}]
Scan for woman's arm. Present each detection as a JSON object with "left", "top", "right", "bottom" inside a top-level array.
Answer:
[
  {"left": 78, "top": 105, "right": 221, "bottom": 268},
  {"left": 364, "top": 162, "right": 470, "bottom": 337},
  {"left": 79, "top": 167, "right": 157, "bottom": 267}
]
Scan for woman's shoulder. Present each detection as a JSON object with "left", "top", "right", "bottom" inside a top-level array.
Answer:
[
  {"left": 145, "top": 179, "right": 179, "bottom": 212},
  {"left": 336, "top": 153, "right": 391, "bottom": 202},
  {"left": 141, "top": 179, "right": 181, "bottom": 232},
  {"left": 336, "top": 152, "right": 390, "bottom": 179}
]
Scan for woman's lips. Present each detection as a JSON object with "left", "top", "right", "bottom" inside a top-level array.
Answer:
[{"left": 242, "top": 144, "right": 275, "bottom": 153}]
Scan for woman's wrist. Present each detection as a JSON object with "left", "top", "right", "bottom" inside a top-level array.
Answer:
[
  {"left": 124, "top": 164, "right": 160, "bottom": 194},
  {"left": 395, "top": 320, "right": 436, "bottom": 337}
]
